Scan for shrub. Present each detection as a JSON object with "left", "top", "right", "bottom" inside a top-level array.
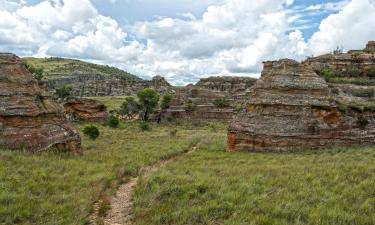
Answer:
[
  {"left": 120, "top": 96, "right": 140, "bottom": 120},
  {"left": 213, "top": 98, "right": 230, "bottom": 108},
  {"left": 367, "top": 67, "right": 375, "bottom": 78},
  {"left": 56, "top": 85, "right": 73, "bottom": 100},
  {"left": 347, "top": 67, "right": 362, "bottom": 77},
  {"left": 139, "top": 121, "right": 151, "bottom": 131},
  {"left": 185, "top": 100, "right": 196, "bottom": 113},
  {"left": 83, "top": 125, "right": 100, "bottom": 140},
  {"left": 333, "top": 46, "right": 343, "bottom": 55},
  {"left": 191, "top": 89, "right": 199, "bottom": 98},
  {"left": 357, "top": 116, "right": 369, "bottom": 129},
  {"left": 169, "top": 129, "right": 178, "bottom": 137},
  {"left": 160, "top": 94, "right": 173, "bottom": 110},
  {"left": 352, "top": 89, "right": 375, "bottom": 98},
  {"left": 108, "top": 115, "right": 119, "bottom": 128}
]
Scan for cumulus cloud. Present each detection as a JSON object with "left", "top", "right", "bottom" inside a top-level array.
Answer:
[
  {"left": 308, "top": 0, "right": 375, "bottom": 55},
  {"left": 0, "top": 0, "right": 374, "bottom": 85}
]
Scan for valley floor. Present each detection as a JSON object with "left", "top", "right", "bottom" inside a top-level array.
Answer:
[{"left": 0, "top": 121, "right": 374, "bottom": 225}]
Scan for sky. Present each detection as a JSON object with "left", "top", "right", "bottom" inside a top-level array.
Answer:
[{"left": 0, "top": 0, "right": 374, "bottom": 85}]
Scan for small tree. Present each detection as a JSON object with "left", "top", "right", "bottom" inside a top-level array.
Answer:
[
  {"left": 137, "top": 88, "right": 160, "bottom": 121},
  {"left": 160, "top": 94, "right": 173, "bottom": 110},
  {"left": 56, "top": 85, "right": 73, "bottom": 100},
  {"left": 213, "top": 98, "right": 230, "bottom": 108},
  {"left": 120, "top": 97, "right": 140, "bottom": 120},
  {"left": 333, "top": 46, "right": 344, "bottom": 55},
  {"left": 83, "top": 125, "right": 100, "bottom": 140},
  {"left": 157, "top": 93, "right": 173, "bottom": 123}
]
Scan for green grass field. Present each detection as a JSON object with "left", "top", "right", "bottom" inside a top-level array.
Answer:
[
  {"left": 134, "top": 135, "right": 375, "bottom": 225},
  {"left": 0, "top": 122, "right": 216, "bottom": 225},
  {"left": 88, "top": 96, "right": 130, "bottom": 111},
  {"left": 1, "top": 96, "right": 374, "bottom": 225}
]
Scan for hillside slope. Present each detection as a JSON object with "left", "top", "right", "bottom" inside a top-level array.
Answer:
[{"left": 23, "top": 57, "right": 141, "bottom": 81}]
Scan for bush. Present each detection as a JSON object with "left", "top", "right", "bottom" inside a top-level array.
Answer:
[
  {"left": 352, "top": 89, "right": 375, "bottom": 98},
  {"left": 213, "top": 98, "right": 230, "bottom": 108},
  {"left": 83, "top": 125, "right": 100, "bottom": 140},
  {"left": 357, "top": 116, "right": 369, "bottom": 129},
  {"left": 108, "top": 115, "right": 119, "bottom": 128},
  {"left": 185, "top": 100, "right": 196, "bottom": 113},
  {"left": 169, "top": 129, "right": 178, "bottom": 137},
  {"left": 191, "top": 89, "right": 199, "bottom": 98},
  {"left": 56, "top": 85, "right": 73, "bottom": 100},
  {"left": 160, "top": 94, "right": 173, "bottom": 110},
  {"left": 120, "top": 96, "right": 140, "bottom": 120},
  {"left": 139, "top": 121, "right": 151, "bottom": 131},
  {"left": 367, "top": 67, "right": 375, "bottom": 78},
  {"left": 347, "top": 67, "right": 362, "bottom": 77}
]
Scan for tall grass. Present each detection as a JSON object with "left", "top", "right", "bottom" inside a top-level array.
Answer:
[
  {"left": 134, "top": 134, "right": 375, "bottom": 225},
  {"left": 0, "top": 122, "right": 213, "bottom": 225}
]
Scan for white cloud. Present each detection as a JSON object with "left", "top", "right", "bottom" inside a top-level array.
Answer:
[
  {"left": 0, "top": 0, "right": 374, "bottom": 85},
  {"left": 308, "top": 0, "right": 375, "bottom": 55}
]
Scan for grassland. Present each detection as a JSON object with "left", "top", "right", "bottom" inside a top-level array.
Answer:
[
  {"left": 23, "top": 57, "right": 140, "bottom": 81},
  {"left": 88, "top": 96, "right": 130, "bottom": 111},
  {"left": 134, "top": 134, "right": 375, "bottom": 225},
  {"left": 0, "top": 122, "right": 217, "bottom": 225}
]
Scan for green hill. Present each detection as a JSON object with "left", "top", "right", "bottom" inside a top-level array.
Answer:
[{"left": 23, "top": 57, "right": 142, "bottom": 81}]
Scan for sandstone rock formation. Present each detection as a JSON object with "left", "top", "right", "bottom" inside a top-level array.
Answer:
[
  {"left": 305, "top": 41, "right": 375, "bottom": 77},
  {"left": 64, "top": 98, "right": 108, "bottom": 122},
  {"left": 164, "top": 87, "right": 234, "bottom": 121},
  {"left": 0, "top": 53, "right": 81, "bottom": 152},
  {"left": 228, "top": 59, "right": 375, "bottom": 152},
  {"left": 68, "top": 75, "right": 171, "bottom": 97}
]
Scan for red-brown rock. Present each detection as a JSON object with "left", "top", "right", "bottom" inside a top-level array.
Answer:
[
  {"left": 0, "top": 53, "right": 81, "bottom": 152},
  {"left": 64, "top": 97, "right": 108, "bottom": 122}
]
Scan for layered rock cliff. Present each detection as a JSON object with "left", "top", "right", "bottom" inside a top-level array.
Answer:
[
  {"left": 0, "top": 53, "right": 81, "bottom": 152},
  {"left": 228, "top": 59, "right": 375, "bottom": 152},
  {"left": 64, "top": 98, "right": 108, "bottom": 122}
]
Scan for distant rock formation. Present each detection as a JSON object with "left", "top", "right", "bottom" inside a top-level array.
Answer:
[
  {"left": 0, "top": 53, "right": 81, "bottom": 153},
  {"left": 64, "top": 98, "right": 108, "bottom": 122},
  {"left": 305, "top": 41, "right": 375, "bottom": 77},
  {"left": 228, "top": 59, "right": 375, "bottom": 152},
  {"left": 164, "top": 87, "right": 234, "bottom": 121},
  {"left": 196, "top": 76, "right": 257, "bottom": 94},
  {"left": 68, "top": 75, "right": 171, "bottom": 97}
]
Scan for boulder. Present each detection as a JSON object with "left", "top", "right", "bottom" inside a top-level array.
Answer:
[
  {"left": 0, "top": 53, "right": 81, "bottom": 153},
  {"left": 228, "top": 59, "right": 375, "bottom": 152},
  {"left": 64, "top": 98, "right": 108, "bottom": 122}
]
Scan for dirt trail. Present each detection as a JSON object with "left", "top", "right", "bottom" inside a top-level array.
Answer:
[{"left": 91, "top": 143, "right": 199, "bottom": 225}]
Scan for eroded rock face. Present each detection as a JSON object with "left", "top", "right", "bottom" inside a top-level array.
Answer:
[
  {"left": 305, "top": 41, "right": 375, "bottom": 77},
  {"left": 64, "top": 98, "right": 108, "bottom": 122},
  {"left": 0, "top": 53, "right": 81, "bottom": 152},
  {"left": 57, "top": 75, "right": 171, "bottom": 97},
  {"left": 228, "top": 59, "right": 375, "bottom": 152},
  {"left": 165, "top": 87, "right": 234, "bottom": 121}
]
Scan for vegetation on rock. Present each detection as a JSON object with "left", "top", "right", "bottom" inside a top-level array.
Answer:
[{"left": 23, "top": 57, "right": 140, "bottom": 81}]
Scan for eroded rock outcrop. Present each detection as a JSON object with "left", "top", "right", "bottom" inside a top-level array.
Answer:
[
  {"left": 228, "top": 59, "right": 375, "bottom": 152},
  {"left": 305, "top": 41, "right": 375, "bottom": 77},
  {"left": 64, "top": 98, "right": 108, "bottom": 122},
  {"left": 0, "top": 53, "right": 81, "bottom": 152},
  {"left": 165, "top": 87, "right": 234, "bottom": 121},
  {"left": 67, "top": 75, "right": 171, "bottom": 97}
]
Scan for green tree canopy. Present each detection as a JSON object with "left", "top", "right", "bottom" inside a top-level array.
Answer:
[
  {"left": 120, "top": 96, "right": 140, "bottom": 120},
  {"left": 137, "top": 88, "right": 160, "bottom": 121}
]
